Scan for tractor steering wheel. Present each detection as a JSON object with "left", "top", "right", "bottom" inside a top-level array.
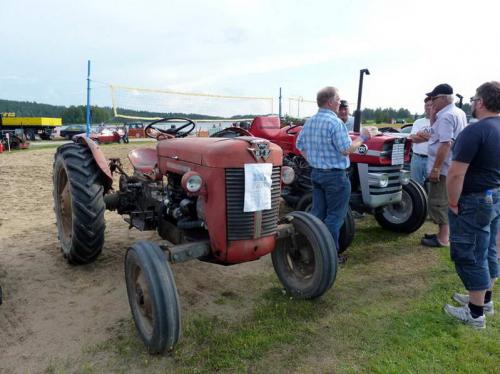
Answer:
[{"left": 144, "top": 117, "right": 196, "bottom": 140}]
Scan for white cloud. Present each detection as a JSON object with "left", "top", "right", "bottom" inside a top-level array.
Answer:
[{"left": 1, "top": 0, "right": 499, "bottom": 114}]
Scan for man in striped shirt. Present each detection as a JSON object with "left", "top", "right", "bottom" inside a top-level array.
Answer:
[{"left": 296, "top": 86, "right": 375, "bottom": 250}]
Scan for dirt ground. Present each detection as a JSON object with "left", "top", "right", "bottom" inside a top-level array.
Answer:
[{"left": 0, "top": 144, "right": 275, "bottom": 373}]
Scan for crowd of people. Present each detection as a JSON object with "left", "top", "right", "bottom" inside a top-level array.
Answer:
[{"left": 297, "top": 82, "right": 500, "bottom": 330}]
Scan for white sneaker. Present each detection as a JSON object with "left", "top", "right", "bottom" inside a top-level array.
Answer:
[
  {"left": 452, "top": 293, "right": 494, "bottom": 316},
  {"left": 444, "top": 304, "right": 485, "bottom": 329}
]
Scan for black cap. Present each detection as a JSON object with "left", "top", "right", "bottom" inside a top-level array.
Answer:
[
  {"left": 426, "top": 83, "right": 453, "bottom": 97},
  {"left": 339, "top": 100, "right": 349, "bottom": 108}
]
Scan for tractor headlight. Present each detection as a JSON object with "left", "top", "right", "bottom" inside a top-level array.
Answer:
[
  {"left": 400, "top": 170, "right": 411, "bottom": 185},
  {"left": 368, "top": 173, "right": 389, "bottom": 188},
  {"left": 281, "top": 166, "right": 295, "bottom": 185},
  {"left": 181, "top": 171, "right": 203, "bottom": 193}
]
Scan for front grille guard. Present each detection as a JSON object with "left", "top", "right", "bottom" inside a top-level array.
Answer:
[{"left": 225, "top": 167, "right": 281, "bottom": 241}]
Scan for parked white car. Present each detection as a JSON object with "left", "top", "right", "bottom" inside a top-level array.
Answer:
[{"left": 50, "top": 127, "right": 64, "bottom": 140}]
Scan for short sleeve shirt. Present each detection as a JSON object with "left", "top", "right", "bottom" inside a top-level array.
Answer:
[
  {"left": 296, "top": 108, "right": 352, "bottom": 169},
  {"left": 452, "top": 116, "right": 500, "bottom": 194},
  {"left": 410, "top": 117, "right": 430, "bottom": 155},
  {"left": 427, "top": 104, "right": 467, "bottom": 175},
  {"left": 343, "top": 116, "right": 355, "bottom": 132}
]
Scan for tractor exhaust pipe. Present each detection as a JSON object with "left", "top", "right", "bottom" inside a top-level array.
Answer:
[
  {"left": 456, "top": 93, "right": 464, "bottom": 108},
  {"left": 353, "top": 68, "right": 370, "bottom": 133}
]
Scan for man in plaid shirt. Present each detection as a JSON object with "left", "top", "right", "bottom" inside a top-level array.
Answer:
[{"left": 297, "top": 86, "right": 374, "bottom": 250}]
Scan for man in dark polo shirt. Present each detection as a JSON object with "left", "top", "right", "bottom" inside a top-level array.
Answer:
[{"left": 444, "top": 81, "right": 500, "bottom": 329}]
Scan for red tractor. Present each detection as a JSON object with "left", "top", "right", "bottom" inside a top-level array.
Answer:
[
  {"left": 215, "top": 115, "right": 428, "bottom": 243},
  {"left": 52, "top": 118, "right": 338, "bottom": 354}
]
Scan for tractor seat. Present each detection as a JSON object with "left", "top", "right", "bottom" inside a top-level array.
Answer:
[
  {"left": 250, "top": 116, "right": 281, "bottom": 138},
  {"left": 128, "top": 148, "right": 158, "bottom": 176}
]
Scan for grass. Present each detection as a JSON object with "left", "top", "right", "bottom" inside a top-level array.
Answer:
[{"left": 44, "top": 217, "right": 500, "bottom": 373}]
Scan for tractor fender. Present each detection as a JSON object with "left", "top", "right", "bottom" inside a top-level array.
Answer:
[{"left": 74, "top": 136, "right": 114, "bottom": 191}]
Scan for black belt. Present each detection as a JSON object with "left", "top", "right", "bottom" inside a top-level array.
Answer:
[
  {"left": 312, "top": 167, "right": 346, "bottom": 171},
  {"left": 463, "top": 187, "right": 500, "bottom": 196},
  {"left": 413, "top": 153, "right": 428, "bottom": 158}
]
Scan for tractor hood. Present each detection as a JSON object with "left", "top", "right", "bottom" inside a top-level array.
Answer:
[{"left": 157, "top": 136, "right": 283, "bottom": 167}]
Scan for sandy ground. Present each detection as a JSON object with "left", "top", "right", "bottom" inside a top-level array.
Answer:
[{"left": 0, "top": 144, "right": 274, "bottom": 373}]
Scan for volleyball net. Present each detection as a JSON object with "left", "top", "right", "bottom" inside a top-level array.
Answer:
[{"left": 109, "top": 84, "right": 275, "bottom": 122}]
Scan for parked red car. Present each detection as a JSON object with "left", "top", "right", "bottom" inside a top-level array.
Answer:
[{"left": 74, "top": 127, "right": 127, "bottom": 144}]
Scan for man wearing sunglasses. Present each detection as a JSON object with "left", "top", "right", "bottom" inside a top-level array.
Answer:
[
  {"left": 444, "top": 81, "right": 500, "bottom": 328},
  {"left": 338, "top": 100, "right": 355, "bottom": 132},
  {"left": 418, "top": 83, "right": 467, "bottom": 248}
]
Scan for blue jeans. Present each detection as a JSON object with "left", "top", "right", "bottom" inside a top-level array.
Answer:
[
  {"left": 410, "top": 153, "right": 428, "bottom": 187},
  {"left": 310, "top": 168, "right": 351, "bottom": 250},
  {"left": 448, "top": 190, "right": 500, "bottom": 291}
]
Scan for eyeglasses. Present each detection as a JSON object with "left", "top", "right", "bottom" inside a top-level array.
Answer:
[{"left": 470, "top": 96, "right": 481, "bottom": 103}]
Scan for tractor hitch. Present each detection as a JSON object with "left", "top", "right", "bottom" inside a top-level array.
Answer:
[{"left": 161, "top": 240, "right": 211, "bottom": 263}]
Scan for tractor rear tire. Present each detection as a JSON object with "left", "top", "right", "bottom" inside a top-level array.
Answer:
[
  {"left": 295, "top": 193, "right": 355, "bottom": 254},
  {"left": 374, "top": 179, "right": 428, "bottom": 233},
  {"left": 272, "top": 211, "right": 338, "bottom": 299},
  {"left": 125, "top": 241, "right": 181, "bottom": 354},
  {"left": 53, "top": 143, "right": 106, "bottom": 264}
]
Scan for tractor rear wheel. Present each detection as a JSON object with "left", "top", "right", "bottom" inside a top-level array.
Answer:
[
  {"left": 295, "top": 193, "right": 355, "bottom": 253},
  {"left": 272, "top": 211, "right": 338, "bottom": 299},
  {"left": 53, "top": 143, "right": 106, "bottom": 264},
  {"left": 125, "top": 241, "right": 181, "bottom": 354},
  {"left": 374, "top": 179, "right": 428, "bottom": 233}
]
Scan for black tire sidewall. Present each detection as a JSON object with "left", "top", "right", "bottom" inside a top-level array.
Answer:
[
  {"left": 52, "top": 143, "right": 106, "bottom": 264},
  {"left": 296, "top": 193, "right": 354, "bottom": 253},
  {"left": 125, "top": 241, "right": 181, "bottom": 354},
  {"left": 374, "top": 180, "right": 428, "bottom": 233},
  {"left": 272, "top": 212, "right": 337, "bottom": 299}
]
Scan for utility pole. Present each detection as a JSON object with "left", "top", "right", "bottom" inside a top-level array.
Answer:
[
  {"left": 86, "top": 60, "right": 91, "bottom": 138},
  {"left": 279, "top": 87, "right": 282, "bottom": 119}
]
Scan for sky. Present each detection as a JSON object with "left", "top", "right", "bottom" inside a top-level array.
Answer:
[{"left": 1, "top": 0, "right": 499, "bottom": 116}]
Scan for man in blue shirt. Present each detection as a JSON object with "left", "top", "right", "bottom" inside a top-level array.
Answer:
[
  {"left": 296, "top": 86, "right": 374, "bottom": 250},
  {"left": 444, "top": 81, "right": 500, "bottom": 329}
]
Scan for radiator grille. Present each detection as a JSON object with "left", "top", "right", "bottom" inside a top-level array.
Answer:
[
  {"left": 368, "top": 165, "right": 402, "bottom": 195},
  {"left": 225, "top": 166, "right": 281, "bottom": 240}
]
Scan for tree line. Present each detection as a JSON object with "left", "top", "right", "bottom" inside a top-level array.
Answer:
[
  {"left": 1, "top": 98, "right": 470, "bottom": 125},
  {"left": 0, "top": 99, "right": 272, "bottom": 124}
]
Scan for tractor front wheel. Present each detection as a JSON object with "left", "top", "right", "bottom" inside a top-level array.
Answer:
[
  {"left": 272, "top": 211, "right": 338, "bottom": 299},
  {"left": 295, "top": 193, "right": 355, "bottom": 253},
  {"left": 374, "top": 179, "right": 428, "bottom": 233},
  {"left": 125, "top": 241, "right": 181, "bottom": 354},
  {"left": 53, "top": 143, "right": 106, "bottom": 264}
]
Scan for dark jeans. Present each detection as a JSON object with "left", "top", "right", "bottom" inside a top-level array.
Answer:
[
  {"left": 448, "top": 190, "right": 500, "bottom": 291},
  {"left": 310, "top": 168, "right": 351, "bottom": 250}
]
